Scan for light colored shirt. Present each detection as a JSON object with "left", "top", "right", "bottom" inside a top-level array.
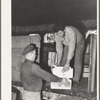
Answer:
[{"left": 55, "top": 26, "right": 83, "bottom": 60}]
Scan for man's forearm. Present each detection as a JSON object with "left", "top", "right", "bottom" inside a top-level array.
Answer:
[
  {"left": 66, "top": 59, "right": 71, "bottom": 65},
  {"left": 56, "top": 44, "right": 63, "bottom": 65},
  {"left": 57, "top": 53, "right": 62, "bottom": 65}
]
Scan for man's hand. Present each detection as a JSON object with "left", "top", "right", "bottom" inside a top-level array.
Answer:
[
  {"left": 62, "top": 63, "right": 70, "bottom": 72},
  {"left": 59, "top": 78, "right": 70, "bottom": 87},
  {"left": 53, "top": 63, "right": 59, "bottom": 66}
]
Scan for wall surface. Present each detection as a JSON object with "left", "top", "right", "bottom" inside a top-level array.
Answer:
[{"left": 12, "top": 35, "right": 41, "bottom": 81}]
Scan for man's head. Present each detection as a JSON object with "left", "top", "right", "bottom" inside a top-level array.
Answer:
[
  {"left": 22, "top": 44, "right": 37, "bottom": 61},
  {"left": 53, "top": 24, "right": 65, "bottom": 37},
  {"left": 56, "top": 30, "right": 64, "bottom": 37}
]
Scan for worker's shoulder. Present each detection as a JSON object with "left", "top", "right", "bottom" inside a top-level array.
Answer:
[
  {"left": 32, "top": 62, "right": 40, "bottom": 68},
  {"left": 65, "top": 26, "right": 78, "bottom": 31},
  {"left": 65, "top": 26, "right": 81, "bottom": 35}
]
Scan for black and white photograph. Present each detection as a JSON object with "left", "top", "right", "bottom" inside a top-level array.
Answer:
[{"left": 1, "top": 0, "right": 99, "bottom": 100}]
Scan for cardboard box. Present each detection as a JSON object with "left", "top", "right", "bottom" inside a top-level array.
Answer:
[
  {"left": 51, "top": 66, "right": 73, "bottom": 89},
  {"left": 51, "top": 66, "right": 73, "bottom": 78},
  {"left": 51, "top": 79, "right": 72, "bottom": 89}
]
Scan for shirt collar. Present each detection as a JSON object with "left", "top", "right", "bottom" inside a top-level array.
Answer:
[{"left": 25, "top": 59, "right": 33, "bottom": 63}]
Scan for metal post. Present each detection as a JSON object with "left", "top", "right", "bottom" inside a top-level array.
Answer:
[{"left": 88, "top": 34, "right": 97, "bottom": 92}]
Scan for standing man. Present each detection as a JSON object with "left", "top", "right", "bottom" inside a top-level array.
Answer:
[
  {"left": 54, "top": 26, "right": 85, "bottom": 86},
  {"left": 20, "top": 43, "right": 70, "bottom": 100}
]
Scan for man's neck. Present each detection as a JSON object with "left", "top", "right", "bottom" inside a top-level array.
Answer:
[{"left": 25, "top": 59, "right": 34, "bottom": 63}]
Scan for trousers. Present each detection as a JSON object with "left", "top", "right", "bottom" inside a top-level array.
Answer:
[
  {"left": 22, "top": 90, "right": 41, "bottom": 100},
  {"left": 61, "top": 39, "right": 85, "bottom": 82}
]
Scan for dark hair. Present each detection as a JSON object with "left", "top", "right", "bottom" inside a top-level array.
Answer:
[{"left": 53, "top": 23, "right": 65, "bottom": 32}]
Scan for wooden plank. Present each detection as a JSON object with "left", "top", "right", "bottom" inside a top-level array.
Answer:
[
  {"left": 12, "top": 24, "right": 54, "bottom": 36},
  {"left": 88, "top": 34, "right": 97, "bottom": 92}
]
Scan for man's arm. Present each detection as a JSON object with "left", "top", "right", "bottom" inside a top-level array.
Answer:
[
  {"left": 67, "top": 28, "right": 76, "bottom": 61},
  {"left": 32, "top": 64, "right": 62, "bottom": 82},
  {"left": 55, "top": 33, "right": 63, "bottom": 65},
  {"left": 32, "top": 64, "right": 70, "bottom": 86},
  {"left": 56, "top": 42, "right": 63, "bottom": 65},
  {"left": 62, "top": 28, "right": 76, "bottom": 72}
]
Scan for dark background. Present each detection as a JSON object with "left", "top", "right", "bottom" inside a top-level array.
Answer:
[{"left": 12, "top": 0, "right": 96, "bottom": 26}]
